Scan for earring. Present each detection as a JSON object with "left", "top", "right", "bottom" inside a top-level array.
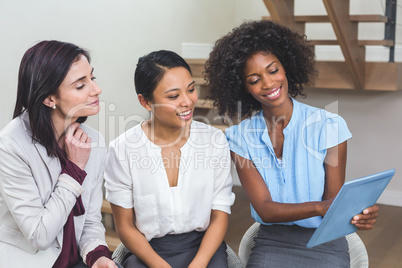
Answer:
[{"left": 52, "top": 105, "right": 56, "bottom": 110}]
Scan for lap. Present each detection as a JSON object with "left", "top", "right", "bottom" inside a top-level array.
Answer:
[
  {"left": 121, "top": 231, "right": 228, "bottom": 268},
  {"left": 247, "top": 224, "right": 350, "bottom": 268}
]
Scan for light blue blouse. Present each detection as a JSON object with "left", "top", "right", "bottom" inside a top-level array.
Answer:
[{"left": 225, "top": 98, "right": 352, "bottom": 228}]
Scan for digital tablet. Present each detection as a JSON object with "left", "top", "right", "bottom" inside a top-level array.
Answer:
[{"left": 306, "top": 169, "right": 396, "bottom": 248}]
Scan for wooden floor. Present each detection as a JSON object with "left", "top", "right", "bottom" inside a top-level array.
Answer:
[{"left": 226, "top": 186, "right": 402, "bottom": 268}]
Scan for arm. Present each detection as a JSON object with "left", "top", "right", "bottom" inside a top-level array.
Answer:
[
  {"left": 322, "top": 141, "right": 347, "bottom": 200},
  {"left": 323, "top": 141, "right": 378, "bottom": 230},
  {"left": 111, "top": 204, "right": 171, "bottom": 268},
  {"left": 74, "top": 125, "right": 115, "bottom": 267},
  {"left": 189, "top": 210, "right": 229, "bottom": 268},
  {"left": 0, "top": 123, "right": 90, "bottom": 250},
  {"left": 232, "top": 151, "right": 327, "bottom": 223},
  {"left": 78, "top": 149, "right": 114, "bottom": 267},
  {"left": 103, "top": 139, "right": 167, "bottom": 266},
  {"left": 188, "top": 131, "right": 233, "bottom": 267},
  {"left": 321, "top": 141, "right": 378, "bottom": 230}
]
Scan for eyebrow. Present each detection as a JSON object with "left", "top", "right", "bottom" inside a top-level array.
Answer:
[
  {"left": 164, "top": 81, "right": 196, "bottom": 94},
  {"left": 244, "top": 61, "right": 276, "bottom": 78},
  {"left": 70, "top": 68, "right": 94, "bottom": 85}
]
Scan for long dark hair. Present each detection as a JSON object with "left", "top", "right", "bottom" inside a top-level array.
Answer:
[
  {"left": 13, "top": 40, "right": 91, "bottom": 159},
  {"left": 134, "top": 50, "right": 192, "bottom": 101}
]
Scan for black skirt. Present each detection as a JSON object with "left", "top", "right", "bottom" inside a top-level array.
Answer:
[
  {"left": 121, "top": 231, "right": 228, "bottom": 268},
  {"left": 247, "top": 224, "right": 350, "bottom": 268}
]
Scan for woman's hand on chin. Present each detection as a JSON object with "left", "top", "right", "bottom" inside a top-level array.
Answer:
[{"left": 64, "top": 122, "right": 91, "bottom": 170}]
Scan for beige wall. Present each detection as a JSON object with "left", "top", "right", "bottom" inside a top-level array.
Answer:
[{"left": 1, "top": 0, "right": 401, "bottom": 205}]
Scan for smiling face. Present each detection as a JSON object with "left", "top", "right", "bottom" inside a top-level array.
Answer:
[
  {"left": 242, "top": 52, "right": 291, "bottom": 110},
  {"left": 144, "top": 66, "right": 198, "bottom": 129},
  {"left": 45, "top": 54, "right": 101, "bottom": 123}
]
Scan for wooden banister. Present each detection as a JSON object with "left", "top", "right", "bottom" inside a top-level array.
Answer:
[
  {"left": 323, "top": 0, "right": 365, "bottom": 89},
  {"left": 262, "top": 0, "right": 305, "bottom": 34}
]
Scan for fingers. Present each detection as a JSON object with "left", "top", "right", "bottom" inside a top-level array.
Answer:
[
  {"left": 66, "top": 122, "right": 80, "bottom": 140},
  {"left": 65, "top": 123, "right": 91, "bottom": 148},
  {"left": 355, "top": 221, "right": 376, "bottom": 230},
  {"left": 351, "top": 217, "right": 377, "bottom": 230},
  {"left": 351, "top": 205, "right": 380, "bottom": 230},
  {"left": 363, "top": 205, "right": 380, "bottom": 215}
]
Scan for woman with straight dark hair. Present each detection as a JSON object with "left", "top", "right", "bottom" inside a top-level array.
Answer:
[
  {"left": 104, "top": 50, "right": 235, "bottom": 267},
  {"left": 0, "top": 40, "right": 118, "bottom": 268}
]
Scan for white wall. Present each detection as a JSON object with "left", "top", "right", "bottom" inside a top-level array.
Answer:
[{"left": 0, "top": 0, "right": 235, "bottom": 143}]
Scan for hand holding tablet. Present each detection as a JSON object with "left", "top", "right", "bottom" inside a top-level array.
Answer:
[{"left": 307, "top": 169, "right": 396, "bottom": 248}]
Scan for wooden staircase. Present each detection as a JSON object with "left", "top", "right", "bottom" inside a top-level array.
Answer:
[
  {"left": 262, "top": 0, "right": 401, "bottom": 91},
  {"left": 185, "top": 0, "right": 400, "bottom": 131},
  {"left": 187, "top": 59, "right": 230, "bottom": 131}
]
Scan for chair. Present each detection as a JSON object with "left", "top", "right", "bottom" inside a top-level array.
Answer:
[
  {"left": 238, "top": 222, "right": 369, "bottom": 268},
  {"left": 112, "top": 242, "right": 242, "bottom": 268}
]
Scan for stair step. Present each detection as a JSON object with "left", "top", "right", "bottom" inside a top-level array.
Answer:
[
  {"left": 194, "top": 77, "right": 207, "bottom": 85},
  {"left": 211, "top": 124, "right": 228, "bottom": 132},
  {"left": 262, "top": 15, "right": 388, "bottom": 23},
  {"left": 186, "top": 59, "right": 207, "bottom": 78},
  {"left": 350, "top": 15, "right": 388, "bottom": 23},
  {"left": 105, "top": 229, "right": 120, "bottom": 252},
  {"left": 307, "top": 39, "right": 393, "bottom": 46},
  {"left": 195, "top": 99, "right": 215, "bottom": 109},
  {"left": 101, "top": 199, "right": 112, "bottom": 214},
  {"left": 307, "top": 40, "right": 338, "bottom": 45},
  {"left": 358, "top": 39, "right": 394, "bottom": 46},
  {"left": 294, "top": 15, "right": 329, "bottom": 22}
]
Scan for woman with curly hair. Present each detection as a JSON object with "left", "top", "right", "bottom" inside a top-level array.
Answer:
[{"left": 205, "top": 20, "right": 378, "bottom": 267}]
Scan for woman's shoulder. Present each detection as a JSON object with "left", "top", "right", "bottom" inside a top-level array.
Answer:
[
  {"left": 108, "top": 122, "right": 144, "bottom": 148},
  {"left": 0, "top": 114, "right": 31, "bottom": 146},
  {"left": 225, "top": 111, "right": 265, "bottom": 137},
  {"left": 294, "top": 99, "right": 348, "bottom": 125},
  {"left": 189, "top": 120, "right": 228, "bottom": 148}
]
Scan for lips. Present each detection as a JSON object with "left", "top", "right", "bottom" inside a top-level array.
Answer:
[
  {"left": 177, "top": 109, "right": 192, "bottom": 120},
  {"left": 263, "top": 86, "right": 281, "bottom": 99},
  {"left": 88, "top": 99, "right": 99, "bottom": 106},
  {"left": 177, "top": 110, "right": 191, "bottom": 116}
]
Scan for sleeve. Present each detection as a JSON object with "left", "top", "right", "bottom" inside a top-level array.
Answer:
[
  {"left": 104, "top": 139, "right": 134, "bottom": 209},
  {"left": 211, "top": 132, "right": 235, "bottom": 214},
  {"left": 61, "top": 160, "right": 86, "bottom": 216},
  {"left": 78, "top": 136, "right": 109, "bottom": 264},
  {"left": 0, "top": 136, "right": 81, "bottom": 251},
  {"left": 319, "top": 111, "right": 353, "bottom": 151},
  {"left": 224, "top": 125, "right": 251, "bottom": 160},
  {"left": 85, "top": 245, "right": 112, "bottom": 267}
]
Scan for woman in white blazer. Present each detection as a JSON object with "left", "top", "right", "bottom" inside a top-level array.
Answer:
[{"left": 0, "top": 41, "right": 118, "bottom": 268}]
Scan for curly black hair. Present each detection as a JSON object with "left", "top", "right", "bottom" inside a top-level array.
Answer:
[{"left": 205, "top": 20, "right": 317, "bottom": 119}]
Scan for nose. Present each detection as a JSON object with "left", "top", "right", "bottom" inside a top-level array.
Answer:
[
  {"left": 180, "top": 92, "right": 193, "bottom": 107},
  {"left": 91, "top": 81, "right": 102, "bottom": 95},
  {"left": 261, "top": 74, "right": 274, "bottom": 90}
]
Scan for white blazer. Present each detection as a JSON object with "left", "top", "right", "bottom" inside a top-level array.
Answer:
[{"left": 0, "top": 112, "right": 108, "bottom": 267}]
